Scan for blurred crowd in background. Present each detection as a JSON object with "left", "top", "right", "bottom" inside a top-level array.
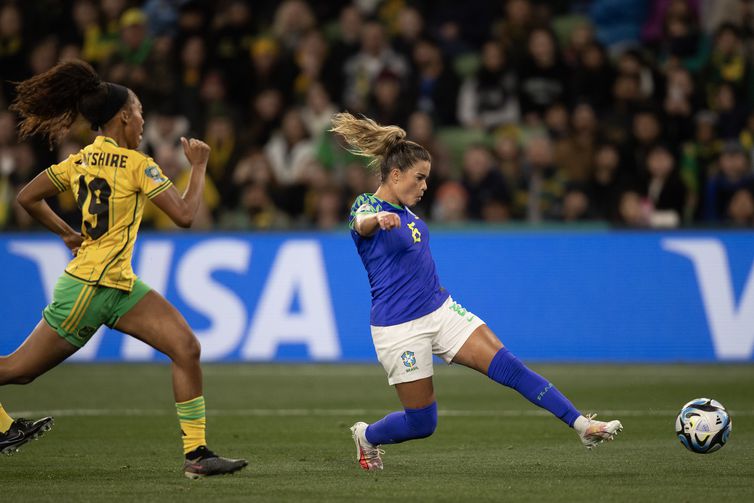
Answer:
[{"left": 2, "top": 0, "right": 754, "bottom": 231}]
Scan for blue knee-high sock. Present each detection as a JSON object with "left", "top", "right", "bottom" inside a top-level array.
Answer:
[
  {"left": 365, "top": 402, "right": 438, "bottom": 445},
  {"left": 487, "top": 348, "right": 581, "bottom": 427}
]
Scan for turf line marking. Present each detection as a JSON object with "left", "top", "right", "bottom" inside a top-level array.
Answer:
[{"left": 10, "top": 408, "right": 754, "bottom": 418}]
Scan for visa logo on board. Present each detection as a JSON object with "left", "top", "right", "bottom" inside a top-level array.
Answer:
[
  {"left": 663, "top": 239, "right": 754, "bottom": 360},
  {"left": 8, "top": 239, "right": 341, "bottom": 362}
]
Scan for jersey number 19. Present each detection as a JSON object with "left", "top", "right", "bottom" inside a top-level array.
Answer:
[{"left": 76, "top": 175, "right": 111, "bottom": 240}]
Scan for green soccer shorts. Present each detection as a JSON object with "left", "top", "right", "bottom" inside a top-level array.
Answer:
[{"left": 42, "top": 274, "right": 152, "bottom": 348}]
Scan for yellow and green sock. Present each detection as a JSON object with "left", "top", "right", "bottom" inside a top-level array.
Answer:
[
  {"left": 176, "top": 396, "right": 206, "bottom": 455},
  {"left": 0, "top": 403, "right": 15, "bottom": 433}
]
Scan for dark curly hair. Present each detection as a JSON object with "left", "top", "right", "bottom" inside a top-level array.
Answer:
[{"left": 9, "top": 60, "right": 113, "bottom": 146}]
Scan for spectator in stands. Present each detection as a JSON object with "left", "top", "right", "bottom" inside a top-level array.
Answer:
[
  {"left": 410, "top": 38, "right": 460, "bottom": 126},
  {"left": 247, "top": 36, "right": 294, "bottom": 109},
  {"left": 555, "top": 102, "right": 599, "bottom": 184},
  {"left": 342, "top": 21, "right": 409, "bottom": 112},
  {"left": 0, "top": 3, "right": 28, "bottom": 103},
  {"left": 406, "top": 111, "right": 452, "bottom": 218},
  {"left": 457, "top": 40, "right": 519, "bottom": 131},
  {"left": 369, "top": 69, "right": 410, "bottom": 130},
  {"left": 626, "top": 108, "right": 664, "bottom": 179},
  {"left": 713, "top": 82, "right": 747, "bottom": 139},
  {"left": 617, "top": 190, "right": 649, "bottom": 227},
  {"left": 543, "top": 102, "right": 570, "bottom": 140},
  {"left": 727, "top": 186, "right": 754, "bottom": 226},
  {"left": 570, "top": 40, "right": 615, "bottom": 113},
  {"left": 616, "top": 49, "right": 658, "bottom": 102},
  {"left": 657, "top": 0, "right": 707, "bottom": 73},
  {"left": 222, "top": 181, "right": 290, "bottom": 230},
  {"left": 312, "top": 184, "right": 345, "bottom": 230},
  {"left": 205, "top": 114, "right": 243, "bottom": 207},
  {"left": 291, "top": 30, "right": 329, "bottom": 102},
  {"left": 601, "top": 72, "right": 643, "bottom": 146},
  {"left": 461, "top": 144, "right": 511, "bottom": 221},
  {"left": 141, "top": 105, "right": 189, "bottom": 160},
  {"left": 705, "top": 142, "right": 754, "bottom": 222},
  {"left": 176, "top": 35, "right": 207, "bottom": 129},
  {"left": 103, "top": 9, "right": 153, "bottom": 98},
  {"left": 702, "top": 23, "right": 751, "bottom": 109},
  {"left": 680, "top": 110, "right": 723, "bottom": 221},
  {"left": 264, "top": 108, "right": 314, "bottom": 217},
  {"left": 393, "top": 6, "right": 425, "bottom": 63},
  {"left": 563, "top": 22, "right": 596, "bottom": 68},
  {"left": 272, "top": 0, "right": 316, "bottom": 54},
  {"left": 739, "top": 110, "right": 754, "bottom": 166},
  {"left": 247, "top": 88, "right": 284, "bottom": 147},
  {"left": 432, "top": 181, "right": 469, "bottom": 223},
  {"left": 589, "top": 0, "right": 648, "bottom": 55},
  {"left": 322, "top": 4, "right": 363, "bottom": 103},
  {"left": 210, "top": 0, "right": 255, "bottom": 105},
  {"left": 638, "top": 144, "right": 687, "bottom": 228},
  {"left": 342, "top": 161, "right": 379, "bottom": 208},
  {"left": 495, "top": 0, "right": 533, "bottom": 66},
  {"left": 301, "top": 82, "right": 337, "bottom": 139},
  {"left": 522, "top": 135, "right": 568, "bottom": 222},
  {"left": 663, "top": 66, "right": 698, "bottom": 145},
  {"left": 66, "top": 0, "right": 115, "bottom": 65},
  {"left": 0, "top": 111, "right": 18, "bottom": 228},
  {"left": 587, "top": 143, "right": 625, "bottom": 222},
  {"left": 517, "top": 27, "right": 570, "bottom": 123}
]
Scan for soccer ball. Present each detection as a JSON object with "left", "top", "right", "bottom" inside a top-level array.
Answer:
[{"left": 675, "top": 398, "right": 732, "bottom": 454}]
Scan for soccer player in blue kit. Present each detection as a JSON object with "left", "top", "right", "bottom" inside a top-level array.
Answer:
[{"left": 330, "top": 112, "right": 623, "bottom": 471}]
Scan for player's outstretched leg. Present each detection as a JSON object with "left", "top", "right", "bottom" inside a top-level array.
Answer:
[
  {"left": 487, "top": 347, "right": 623, "bottom": 448},
  {"left": 114, "top": 290, "right": 248, "bottom": 477},
  {"left": 453, "top": 326, "right": 623, "bottom": 449},
  {"left": 0, "top": 320, "right": 78, "bottom": 455}
]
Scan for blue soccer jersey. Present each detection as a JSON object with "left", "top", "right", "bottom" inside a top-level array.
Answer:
[{"left": 349, "top": 193, "right": 449, "bottom": 326}]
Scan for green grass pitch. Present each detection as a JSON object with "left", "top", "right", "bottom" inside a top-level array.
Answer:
[{"left": 1, "top": 363, "right": 753, "bottom": 502}]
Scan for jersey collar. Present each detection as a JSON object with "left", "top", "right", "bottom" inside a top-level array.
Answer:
[
  {"left": 94, "top": 136, "right": 120, "bottom": 148},
  {"left": 371, "top": 193, "right": 404, "bottom": 211}
]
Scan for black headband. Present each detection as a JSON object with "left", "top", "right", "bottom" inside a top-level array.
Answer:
[{"left": 90, "top": 82, "right": 129, "bottom": 131}]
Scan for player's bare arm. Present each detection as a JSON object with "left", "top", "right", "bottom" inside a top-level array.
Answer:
[
  {"left": 16, "top": 172, "right": 83, "bottom": 254},
  {"left": 150, "top": 137, "right": 209, "bottom": 228}
]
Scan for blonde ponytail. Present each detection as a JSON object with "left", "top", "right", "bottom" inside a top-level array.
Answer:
[{"left": 330, "top": 112, "right": 429, "bottom": 181}]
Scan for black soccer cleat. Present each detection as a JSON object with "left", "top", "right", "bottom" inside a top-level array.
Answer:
[
  {"left": 182, "top": 446, "right": 248, "bottom": 479},
  {"left": 0, "top": 416, "right": 54, "bottom": 455}
]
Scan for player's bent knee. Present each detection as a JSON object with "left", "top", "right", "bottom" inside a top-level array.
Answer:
[
  {"left": 185, "top": 334, "right": 201, "bottom": 361},
  {"left": 12, "top": 374, "right": 36, "bottom": 385},
  {"left": 0, "top": 364, "right": 37, "bottom": 385},
  {"left": 170, "top": 333, "right": 201, "bottom": 364}
]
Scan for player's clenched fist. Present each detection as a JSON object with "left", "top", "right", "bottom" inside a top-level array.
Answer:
[
  {"left": 180, "top": 136, "right": 210, "bottom": 167},
  {"left": 375, "top": 211, "right": 400, "bottom": 230}
]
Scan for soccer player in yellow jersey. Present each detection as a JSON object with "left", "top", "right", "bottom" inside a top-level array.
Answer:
[{"left": 0, "top": 60, "right": 247, "bottom": 479}]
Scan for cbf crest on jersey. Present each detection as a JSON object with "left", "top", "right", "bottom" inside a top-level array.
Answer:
[{"left": 145, "top": 165, "right": 167, "bottom": 183}]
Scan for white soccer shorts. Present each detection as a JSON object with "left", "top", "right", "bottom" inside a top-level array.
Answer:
[{"left": 371, "top": 296, "right": 485, "bottom": 385}]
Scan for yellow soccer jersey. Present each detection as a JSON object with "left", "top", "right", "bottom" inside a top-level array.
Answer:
[{"left": 45, "top": 136, "right": 173, "bottom": 291}]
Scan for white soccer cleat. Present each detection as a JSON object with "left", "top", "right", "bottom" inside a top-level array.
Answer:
[
  {"left": 578, "top": 414, "right": 623, "bottom": 449},
  {"left": 350, "top": 421, "right": 384, "bottom": 470}
]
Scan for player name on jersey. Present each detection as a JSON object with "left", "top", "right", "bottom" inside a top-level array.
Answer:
[{"left": 84, "top": 151, "right": 128, "bottom": 168}]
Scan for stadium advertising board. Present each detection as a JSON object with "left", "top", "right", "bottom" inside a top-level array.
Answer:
[{"left": 1, "top": 232, "right": 753, "bottom": 362}]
